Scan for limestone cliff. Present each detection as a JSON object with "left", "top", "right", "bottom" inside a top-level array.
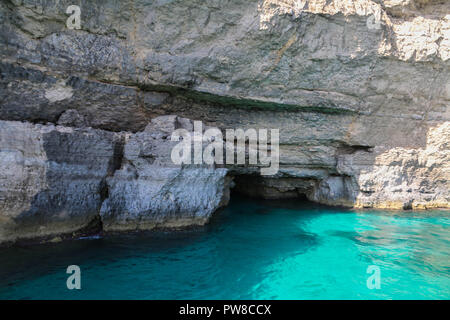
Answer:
[
  {"left": 0, "top": 116, "right": 231, "bottom": 244},
  {"left": 100, "top": 116, "right": 231, "bottom": 232},
  {"left": 0, "top": 0, "right": 448, "bottom": 244},
  {"left": 0, "top": 120, "right": 120, "bottom": 243}
]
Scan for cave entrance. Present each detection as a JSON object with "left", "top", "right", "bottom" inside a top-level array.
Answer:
[{"left": 230, "top": 174, "right": 314, "bottom": 202}]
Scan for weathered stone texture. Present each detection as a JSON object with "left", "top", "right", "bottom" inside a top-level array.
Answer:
[
  {"left": 0, "top": 120, "right": 121, "bottom": 244},
  {"left": 0, "top": 0, "right": 448, "bottom": 224},
  {"left": 100, "top": 116, "right": 232, "bottom": 232},
  {"left": 0, "top": 117, "right": 232, "bottom": 244}
]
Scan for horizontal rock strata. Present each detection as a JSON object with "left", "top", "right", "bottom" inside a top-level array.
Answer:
[
  {"left": 0, "top": 120, "right": 121, "bottom": 244},
  {"left": 0, "top": 1, "right": 448, "bottom": 243},
  {"left": 0, "top": 116, "right": 232, "bottom": 244},
  {"left": 100, "top": 116, "right": 232, "bottom": 232}
]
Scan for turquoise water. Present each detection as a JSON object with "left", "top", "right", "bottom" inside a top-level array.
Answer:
[{"left": 0, "top": 196, "right": 449, "bottom": 300}]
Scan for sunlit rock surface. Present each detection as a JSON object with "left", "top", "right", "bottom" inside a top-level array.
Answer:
[
  {"left": 100, "top": 116, "right": 232, "bottom": 232},
  {"left": 0, "top": 117, "right": 232, "bottom": 244}
]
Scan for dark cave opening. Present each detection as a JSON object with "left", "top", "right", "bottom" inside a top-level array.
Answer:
[{"left": 229, "top": 174, "right": 313, "bottom": 202}]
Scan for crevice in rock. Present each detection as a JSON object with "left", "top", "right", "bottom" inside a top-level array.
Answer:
[
  {"left": 89, "top": 77, "right": 359, "bottom": 115},
  {"left": 138, "top": 83, "right": 360, "bottom": 115},
  {"left": 109, "top": 135, "right": 126, "bottom": 175},
  {"left": 337, "top": 144, "right": 373, "bottom": 155},
  {"left": 79, "top": 214, "right": 104, "bottom": 237},
  {"left": 403, "top": 199, "right": 414, "bottom": 210},
  {"left": 97, "top": 133, "right": 126, "bottom": 234}
]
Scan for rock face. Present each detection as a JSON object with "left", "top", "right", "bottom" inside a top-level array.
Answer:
[
  {"left": 100, "top": 116, "right": 231, "bottom": 232},
  {"left": 57, "top": 109, "right": 88, "bottom": 128},
  {"left": 0, "top": 116, "right": 232, "bottom": 244},
  {"left": 0, "top": 0, "right": 448, "bottom": 238},
  {"left": 0, "top": 120, "right": 121, "bottom": 244},
  {"left": 330, "top": 122, "right": 450, "bottom": 209}
]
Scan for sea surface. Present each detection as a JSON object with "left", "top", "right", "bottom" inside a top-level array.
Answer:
[{"left": 0, "top": 196, "right": 449, "bottom": 299}]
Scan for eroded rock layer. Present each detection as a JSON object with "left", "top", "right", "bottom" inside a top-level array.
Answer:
[
  {"left": 0, "top": 0, "right": 448, "bottom": 244},
  {"left": 100, "top": 116, "right": 231, "bottom": 232},
  {"left": 0, "top": 120, "right": 120, "bottom": 244},
  {"left": 0, "top": 117, "right": 232, "bottom": 244}
]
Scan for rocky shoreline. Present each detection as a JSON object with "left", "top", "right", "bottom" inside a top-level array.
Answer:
[
  {"left": 0, "top": 114, "right": 448, "bottom": 246},
  {"left": 0, "top": 115, "right": 232, "bottom": 245},
  {"left": 0, "top": 0, "right": 448, "bottom": 245}
]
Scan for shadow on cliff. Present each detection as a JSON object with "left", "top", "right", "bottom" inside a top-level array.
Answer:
[{"left": 11, "top": 128, "right": 124, "bottom": 244}]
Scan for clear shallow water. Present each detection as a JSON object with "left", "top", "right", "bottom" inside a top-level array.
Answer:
[{"left": 0, "top": 196, "right": 449, "bottom": 300}]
